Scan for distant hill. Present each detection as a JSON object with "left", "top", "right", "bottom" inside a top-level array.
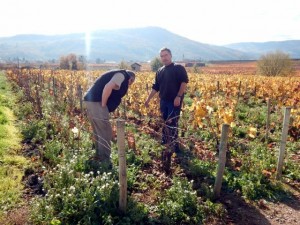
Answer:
[
  {"left": 225, "top": 40, "right": 300, "bottom": 59},
  {"left": 0, "top": 27, "right": 251, "bottom": 62},
  {"left": 2, "top": 27, "right": 299, "bottom": 62}
]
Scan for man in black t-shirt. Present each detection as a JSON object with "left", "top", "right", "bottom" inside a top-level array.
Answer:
[{"left": 145, "top": 47, "right": 188, "bottom": 152}]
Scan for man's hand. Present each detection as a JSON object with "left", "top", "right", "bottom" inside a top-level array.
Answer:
[
  {"left": 174, "top": 96, "right": 181, "bottom": 107},
  {"left": 145, "top": 89, "right": 158, "bottom": 108},
  {"left": 144, "top": 99, "right": 150, "bottom": 108}
]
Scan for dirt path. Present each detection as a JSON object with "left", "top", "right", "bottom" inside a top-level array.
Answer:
[{"left": 218, "top": 182, "right": 300, "bottom": 225}]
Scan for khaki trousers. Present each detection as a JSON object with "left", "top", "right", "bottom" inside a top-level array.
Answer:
[{"left": 84, "top": 101, "right": 112, "bottom": 163}]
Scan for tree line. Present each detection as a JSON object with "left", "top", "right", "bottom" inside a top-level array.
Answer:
[{"left": 59, "top": 51, "right": 295, "bottom": 77}]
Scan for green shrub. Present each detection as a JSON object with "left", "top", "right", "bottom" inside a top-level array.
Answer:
[
  {"left": 42, "top": 139, "right": 64, "bottom": 165},
  {"left": 226, "top": 170, "right": 285, "bottom": 200},
  {"left": 150, "top": 57, "right": 163, "bottom": 72},
  {"left": 157, "top": 177, "right": 204, "bottom": 224},
  {"left": 15, "top": 102, "right": 33, "bottom": 119},
  {"left": 233, "top": 126, "right": 247, "bottom": 138},
  {"left": 189, "top": 159, "right": 216, "bottom": 179},
  {"left": 21, "top": 119, "right": 48, "bottom": 142}
]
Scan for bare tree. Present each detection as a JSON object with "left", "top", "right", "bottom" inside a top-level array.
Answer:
[
  {"left": 67, "top": 53, "right": 78, "bottom": 70},
  {"left": 78, "top": 55, "right": 87, "bottom": 70},
  {"left": 257, "top": 51, "right": 294, "bottom": 76},
  {"left": 119, "top": 60, "right": 129, "bottom": 70},
  {"left": 59, "top": 53, "right": 80, "bottom": 70},
  {"left": 59, "top": 55, "right": 69, "bottom": 69}
]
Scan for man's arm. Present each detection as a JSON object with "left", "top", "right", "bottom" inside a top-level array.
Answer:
[
  {"left": 101, "top": 81, "right": 120, "bottom": 107},
  {"left": 174, "top": 82, "right": 187, "bottom": 107},
  {"left": 177, "top": 82, "right": 187, "bottom": 97},
  {"left": 145, "top": 89, "right": 158, "bottom": 107}
]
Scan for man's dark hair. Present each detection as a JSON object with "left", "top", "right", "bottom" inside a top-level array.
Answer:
[{"left": 159, "top": 47, "right": 172, "bottom": 56}]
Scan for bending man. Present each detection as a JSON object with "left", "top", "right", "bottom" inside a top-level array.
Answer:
[{"left": 84, "top": 69, "right": 135, "bottom": 166}]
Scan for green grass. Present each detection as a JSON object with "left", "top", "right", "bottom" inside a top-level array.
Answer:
[
  {"left": 0, "top": 72, "right": 29, "bottom": 218},
  {"left": 0, "top": 107, "right": 22, "bottom": 155}
]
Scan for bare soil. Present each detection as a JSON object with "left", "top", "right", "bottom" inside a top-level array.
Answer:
[{"left": 218, "top": 189, "right": 300, "bottom": 225}]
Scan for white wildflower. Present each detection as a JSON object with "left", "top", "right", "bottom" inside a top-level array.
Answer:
[
  {"left": 71, "top": 127, "right": 79, "bottom": 134},
  {"left": 206, "top": 105, "right": 214, "bottom": 114},
  {"left": 69, "top": 186, "right": 76, "bottom": 192}
]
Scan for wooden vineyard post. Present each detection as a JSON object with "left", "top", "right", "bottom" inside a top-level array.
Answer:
[
  {"left": 265, "top": 98, "right": 271, "bottom": 142},
  {"left": 117, "top": 119, "right": 127, "bottom": 213},
  {"left": 253, "top": 85, "right": 257, "bottom": 96},
  {"left": 35, "top": 72, "right": 43, "bottom": 118},
  {"left": 38, "top": 68, "right": 43, "bottom": 89},
  {"left": 213, "top": 124, "right": 230, "bottom": 199},
  {"left": 276, "top": 107, "right": 292, "bottom": 180},
  {"left": 78, "top": 85, "right": 83, "bottom": 112},
  {"left": 17, "top": 68, "right": 24, "bottom": 87},
  {"left": 17, "top": 58, "right": 22, "bottom": 87},
  {"left": 217, "top": 81, "right": 220, "bottom": 93},
  {"left": 48, "top": 70, "right": 53, "bottom": 91},
  {"left": 123, "top": 100, "right": 127, "bottom": 120},
  {"left": 52, "top": 76, "right": 56, "bottom": 99},
  {"left": 237, "top": 80, "right": 242, "bottom": 100}
]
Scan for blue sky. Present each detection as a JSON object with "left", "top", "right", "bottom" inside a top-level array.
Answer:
[{"left": 1, "top": 0, "right": 300, "bottom": 45}]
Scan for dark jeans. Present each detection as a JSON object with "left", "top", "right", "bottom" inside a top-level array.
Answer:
[{"left": 160, "top": 99, "right": 181, "bottom": 150}]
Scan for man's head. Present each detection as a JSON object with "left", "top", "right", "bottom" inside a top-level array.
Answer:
[
  {"left": 159, "top": 47, "right": 172, "bottom": 66},
  {"left": 126, "top": 70, "right": 135, "bottom": 85}
]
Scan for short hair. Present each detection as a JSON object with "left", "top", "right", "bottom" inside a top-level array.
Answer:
[
  {"left": 159, "top": 47, "right": 172, "bottom": 56},
  {"left": 126, "top": 70, "right": 136, "bottom": 80}
]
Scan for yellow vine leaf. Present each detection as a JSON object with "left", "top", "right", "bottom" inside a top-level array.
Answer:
[{"left": 248, "top": 127, "right": 257, "bottom": 138}]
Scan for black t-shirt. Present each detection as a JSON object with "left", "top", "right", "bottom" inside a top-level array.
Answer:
[{"left": 152, "top": 63, "right": 188, "bottom": 101}]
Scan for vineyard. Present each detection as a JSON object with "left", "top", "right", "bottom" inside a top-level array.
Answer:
[{"left": 1, "top": 67, "right": 300, "bottom": 224}]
